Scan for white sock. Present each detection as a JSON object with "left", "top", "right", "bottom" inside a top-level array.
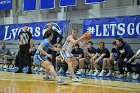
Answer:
[{"left": 109, "top": 70, "right": 111, "bottom": 73}]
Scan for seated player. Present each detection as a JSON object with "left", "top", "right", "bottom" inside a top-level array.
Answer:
[
  {"left": 91, "top": 41, "right": 110, "bottom": 76},
  {"left": 70, "top": 44, "right": 84, "bottom": 74},
  {"left": 128, "top": 49, "right": 140, "bottom": 79},
  {"left": 78, "top": 41, "right": 96, "bottom": 75},
  {"left": 106, "top": 41, "right": 118, "bottom": 76}
]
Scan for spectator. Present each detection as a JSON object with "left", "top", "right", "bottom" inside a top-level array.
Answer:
[{"left": 0, "top": 42, "right": 13, "bottom": 68}]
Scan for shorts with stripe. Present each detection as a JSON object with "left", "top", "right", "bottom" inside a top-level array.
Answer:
[
  {"left": 34, "top": 54, "right": 46, "bottom": 65},
  {"left": 60, "top": 50, "right": 73, "bottom": 59}
]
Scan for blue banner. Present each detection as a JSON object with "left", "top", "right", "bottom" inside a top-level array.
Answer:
[
  {"left": 60, "top": 0, "right": 77, "bottom": 7},
  {"left": 0, "top": 0, "right": 12, "bottom": 10},
  {"left": 0, "top": 21, "right": 69, "bottom": 40},
  {"left": 85, "top": 0, "right": 105, "bottom": 4},
  {"left": 23, "top": 0, "right": 36, "bottom": 11},
  {"left": 40, "top": 0, "right": 55, "bottom": 10},
  {"left": 83, "top": 16, "right": 140, "bottom": 38}
]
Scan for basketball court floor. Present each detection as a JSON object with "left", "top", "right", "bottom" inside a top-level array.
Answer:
[{"left": 0, "top": 72, "right": 139, "bottom": 93}]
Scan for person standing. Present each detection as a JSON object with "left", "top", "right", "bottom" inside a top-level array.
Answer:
[
  {"left": 46, "top": 23, "right": 63, "bottom": 70},
  {"left": 15, "top": 25, "right": 34, "bottom": 74}
]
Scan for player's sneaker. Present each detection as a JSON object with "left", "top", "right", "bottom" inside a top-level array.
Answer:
[
  {"left": 76, "top": 70, "right": 84, "bottom": 75},
  {"left": 106, "top": 72, "right": 112, "bottom": 77},
  {"left": 43, "top": 75, "right": 53, "bottom": 81},
  {"left": 71, "top": 76, "right": 81, "bottom": 82},
  {"left": 98, "top": 71, "right": 104, "bottom": 77},
  {"left": 132, "top": 74, "right": 139, "bottom": 79},
  {"left": 58, "top": 79, "right": 68, "bottom": 85},
  {"left": 87, "top": 70, "right": 93, "bottom": 75},
  {"left": 92, "top": 71, "right": 99, "bottom": 76}
]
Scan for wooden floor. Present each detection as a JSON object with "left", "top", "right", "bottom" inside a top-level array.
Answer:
[{"left": 0, "top": 72, "right": 140, "bottom": 93}]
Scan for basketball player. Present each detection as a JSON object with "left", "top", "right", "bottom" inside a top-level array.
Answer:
[
  {"left": 60, "top": 28, "right": 87, "bottom": 81},
  {"left": 34, "top": 29, "right": 67, "bottom": 85}
]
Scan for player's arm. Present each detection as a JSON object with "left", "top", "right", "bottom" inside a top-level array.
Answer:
[
  {"left": 38, "top": 45, "right": 49, "bottom": 57},
  {"left": 95, "top": 53, "right": 106, "bottom": 63},
  {"left": 91, "top": 53, "right": 98, "bottom": 59},
  {"left": 69, "top": 34, "right": 85, "bottom": 45},
  {"left": 51, "top": 46, "right": 67, "bottom": 51}
]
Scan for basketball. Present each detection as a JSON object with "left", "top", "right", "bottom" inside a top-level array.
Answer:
[{"left": 84, "top": 32, "right": 91, "bottom": 40}]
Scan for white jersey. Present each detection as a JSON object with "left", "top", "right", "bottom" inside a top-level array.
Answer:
[
  {"left": 62, "top": 39, "right": 74, "bottom": 52},
  {"left": 60, "top": 35, "right": 77, "bottom": 59}
]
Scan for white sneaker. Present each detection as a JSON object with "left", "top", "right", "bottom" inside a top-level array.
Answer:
[
  {"left": 66, "top": 70, "right": 70, "bottom": 74},
  {"left": 71, "top": 76, "right": 81, "bottom": 82},
  {"left": 58, "top": 79, "right": 68, "bottom": 85},
  {"left": 76, "top": 70, "right": 84, "bottom": 75},
  {"left": 132, "top": 74, "right": 139, "bottom": 79},
  {"left": 3, "top": 65, "right": 8, "bottom": 69},
  {"left": 98, "top": 71, "right": 104, "bottom": 77},
  {"left": 92, "top": 71, "right": 98, "bottom": 76},
  {"left": 40, "top": 67, "right": 45, "bottom": 72},
  {"left": 116, "top": 74, "right": 124, "bottom": 78},
  {"left": 106, "top": 72, "right": 112, "bottom": 77},
  {"left": 87, "top": 70, "right": 93, "bottom": 75},
  {"left": 33, "top": 67, "right": 38, "bottom": 71}
]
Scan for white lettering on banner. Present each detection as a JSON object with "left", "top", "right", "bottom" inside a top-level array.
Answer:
[
  {"left": 117, "top": 23, "right": 125, "bottom": 35},
  {"left": 86, "top": 27, "right": 95, "bottom": 34},
  {"left": 4, "top": 26, "right": 11, "bottom": 40},
  {"left": 11, "top": 28, "right": 18, "bottom": 40},
  {"left": 136, "top": 22, "right": 140, "bottom": 35},
  {"left": 3, "top": 26, "right": 42, "bottom": 40},
  {"left": 103, "top": 24, "right": 109, "bottom": 36},
  {"left": 86, "top": 22, "right": 140, "bottom": 37},
  {"left": 34, "top": 27, "right": 40, "bottom": 37},
  {"left": 96, "top": 25, "right": 102, "bottom": 36},
  {"left": 110, "top": 24, "right": 116, "bottom": 36},
  {"left": 127, "top": 23, "right": 135, "bottom": 35},
  {"left": 0, "top": 0, "right": 11, "bottom": 4}
]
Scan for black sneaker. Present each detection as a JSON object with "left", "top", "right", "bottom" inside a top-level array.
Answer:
[
  {"left": 15, "top": 70, "right": 22, "bottom": 73},
  {"left": 27, "top": 71, "right": 32, "bottom": 74}
]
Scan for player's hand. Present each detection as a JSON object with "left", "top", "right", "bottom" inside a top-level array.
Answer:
[
  {"left": 127, "top": 59, "right": 131, "bottom": 63},
  {"left": 124, "top": 58, "right": 128, "bottom": 62},
  {"left": 114, "top": 61, "right": 117, "bottom": 65},
  {"left": 81, "top": 33, "right": 86, "bottom": 39},
  {"left": 29, "top": 48, "right": 32, "bottom": 53},
  {"left": 19, "top": 41, "right": 23, "bottom": 45},
  {"left": 46, "top": 54, "right": 52, "bottom": 59}
]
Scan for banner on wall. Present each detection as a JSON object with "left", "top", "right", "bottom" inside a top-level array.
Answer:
[
  {"left": 0, "top": 21, "right": 69, "bottom": 40},
  {"left": 85, "top": 0, "right": 105, "bottom": 4},
  {"left": 83, "top": 16, "right": 140, "bottom": 38},
  {"left": 0, "top": 0, "right": 12, "bottom": 10}
]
